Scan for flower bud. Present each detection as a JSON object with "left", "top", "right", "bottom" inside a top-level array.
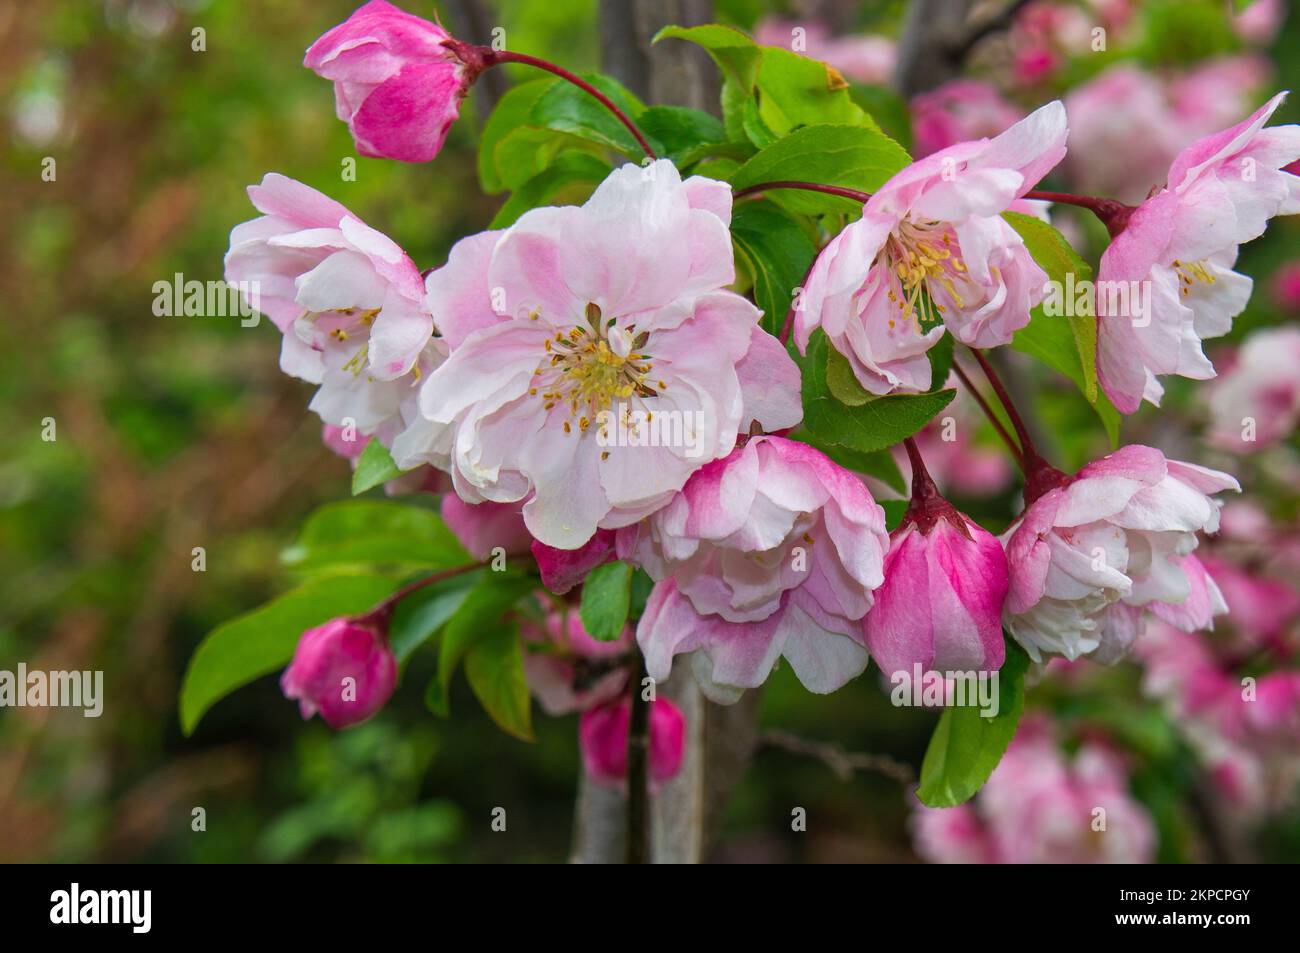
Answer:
[
  {"left": 281, "top": 617, "right": 397, "bottom": 729},
  {"left": 578, "top": 697, "right": 686, "bottom": 790}
]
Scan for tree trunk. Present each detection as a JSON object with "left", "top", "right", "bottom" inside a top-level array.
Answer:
[{"left": 570, "top": 0, "right": 761, "bottom": 864}]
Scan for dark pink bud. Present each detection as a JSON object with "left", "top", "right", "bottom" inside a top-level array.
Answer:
[{"left": 281, "top": 617, "right": 397, "bottom": 729}]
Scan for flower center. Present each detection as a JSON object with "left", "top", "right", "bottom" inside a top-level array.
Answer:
[
  {"left": 875, "top": 220, "right": 969, "bottom": 331},
  {"left": 297, "top": 307, "right": 380, "bottom": 376},
  {"left": 1171, "top": 259, "right": 1216, "bottom": 297},
  {"left": 533, "top": 303, "right": 662, "bottom": 436}
]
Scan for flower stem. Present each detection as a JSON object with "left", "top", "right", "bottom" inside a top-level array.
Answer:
[
  {"left": 950, "top": 360, "right": 1023, "bottom": 466},
  {"left": 477, "top": 48, "right": 657, "bottom": 160},
  {"left": 968, "top": 347, "right": 1069, "bottom": 501},
  {"left": 625, "top": 651, "right": 650, "bottom": 864},
  {"left": 1022, "top": 190, "right": 1135, "bottom": 237},
  {"left": 732, "top": 180, "right": 872, "bottom": 204},
  {"left": 357, "top": 562, "right": 483, "bottom": 629}
]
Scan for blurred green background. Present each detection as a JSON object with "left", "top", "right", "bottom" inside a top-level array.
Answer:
[{"left": 2, "top": 0, "right": 1297, "bottom": 863}]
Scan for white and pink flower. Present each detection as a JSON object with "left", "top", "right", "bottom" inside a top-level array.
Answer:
[
  {"left": 1206, "top": 326, "right": 1300, "bottom": 451},
  {"left": 795, "top": 101, "right": 1068, "bottom": 394},
  {"left": 520, "top": 607, "right": 631, "bottom": 717},
  {"left": 1003, "top": 446, "right": 1238, "bottom": 662},
  {"left": 397, "top": 159, "right": 801, "bottom": 549},
  {"left": 621, "top": 435, "right": 889, "bottom": 702},
  {"left": 1096, "top": 93, "right": 1300, "bottom": 414}
]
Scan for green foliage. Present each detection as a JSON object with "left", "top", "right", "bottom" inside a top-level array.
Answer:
[
  {"left": 281, "top": 499, "right": 470, "bottom": 575},
  {"left": 754, "top": 47, "right": 880, "bottom": 136},
  {"left": 730, "top": 201, "right": 817, "bottom": 336},
  {"left": 464, "top": 622, "right": 534, "bottom": 741},
  {"left": 478, "top": 79, "right": 557, "bottom": 193},
  {"left": 351, "top": 439, "right": 406, "bottom": 495},
  {"left": 579, "top": 561, "right": 634, "bottom": 641},
  {"left": 180, "top": 573, "right": 399, "bottom": 736},
  {"left": 801, "top": 332, "right": 955, "bottom": 454},
  {"left": 653, "top": 23, "right": 762, "bottom": 91},
  {"left": 488, "top": 152, "right": 610, "bottom": 228},
  {"left": 916, "top": 638, "right": 1030, "bottom": 807},
  {"left": 789, "top": 431, "right": 906, "bottom": 494},
  {"left": 529, "top": 72, "right": 650, "bottom": 157}
]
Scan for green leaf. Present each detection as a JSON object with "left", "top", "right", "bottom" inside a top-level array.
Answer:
[
  {"left": 492, "top": 125, "right": 606, "bottom": 192},
  {"left": 730, "top": 201, "right": 816, "bottom": 336},
  {"left": 433, "top": 573, "right": 536, "bottom": 716},
  {"left": 580, "top": 561, "right": 634, "bottom": 641},
  {"left": 629, "top": 568, "right": 655, "bottom": 621},
  {"left": 388, "top": 570, "right": 483, "bottom": 664},
  {"left": 489, "top": 152, "right": 610, "bottom": 228},
  {"left": 755, "top": 48, "right": 879, "bottom": 137},
  {"left": 637, "top": 105, "right": 726, "bottom": 164},
  {"left": 179, "top": 573, "right": 398, "bottom": 735},
  {"left": 916, "top": 637, "right": 1030, "bottom": 807},
  {"left": 465, "top": 622, "right": 534, "bottom": 741},
  {"left": 351, "top": 439, "right": 406, "bottom": 496},
  {"left": 802, "top": 332, "right": 955, "bottom": 453},
  {"left": 789, "top": 431, "right": 906, "bottom": 494},
  {"left": 729, "top": 124, "right": 910, "bottom": 216},
  {"left": 928, "top": 333, "right": 954, "bottom": 392},
  {"left": 478, "top": 79, "right": 556, "bottom": 194},
  {"left": 282, "top": 499, "right": 470, "bottom": 575},
  {"left": 1004, "top": 211, "right": 1121, "bottom": 444},
  {"left": 528, "top": 72, "right": 652, "bottom": 158},
  {"left": 653, "top": 23, "right": 762, "bottom": 91}
]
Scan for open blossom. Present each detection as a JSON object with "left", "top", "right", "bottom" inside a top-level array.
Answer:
[
  {"left": 864, "top": 459, "right": 1008, "bottom": 677},
  {"left": 622, "top": 436, "right": 889, "bottom": 703},
  {"left": 304, "top": 0, "right": 471, "bottom": 163},
  {"left": 1207, "top": 326, "right": 1300, "bottom": 451},
  {"left": 795, "top": 101, "right": 1067, "bottom": 395},
  {"left": 914, "top": 719, "right": 1156, "bottom": 864},
  {"left": 521, "top": 607, "right": 630, "bottom": 716},
  {"left": 224, "top": 173, "right": 440, "bottom": 447},
  {"left": 1003, "top": 446, "right": 1238, "bottom": 663},
  {"left": 440, "top": 496, "right": 532, "bottom": 561},
  {"left": 281, "top": 617, "right": 397, "bottom": 729},
  {"left": 1096, "top": 93, "right": 1300, "bottom": 414},
  {"left": 579, "top": 697, "right": 686, "bottom": 790},
  {"left": 396, "top": 159, "right": 801, "bottom": 549}
]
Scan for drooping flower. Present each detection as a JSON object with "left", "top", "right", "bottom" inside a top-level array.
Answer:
[
  {"left": 579, "top": 696, "right": 686, "bottom": 790},
  {"left": 622, "top": 435, "right": 890, "bottom": 703},
  {"left": 1206, "top": 326, "right": 1300, "bottom": 451},
  {"left": 795, "top": 101, "right": 1068, "bottom": 395},
  {"left": 281, "top": 616, "right": 398, "bottom": 729},
  {"left": 1096, "top": 93, "right": 1300, "bottom": 414},
  {"left": 395, "top": 159, "right": 802, "bottom": 549},
  {"left": 304, "top": 0, "right": 473, "bottom": 163},
  {"left": 1003, "top": 445, "right": 1238, "bottom": 663},
  {"left": 520, "top": 606, "right": 631, "bottom": 716},
  {"left": 224, "top": 173, "right": 440, "bottom": 447},
  {"left": 864, "top": 459, "right": 1009, "bottom": 677},
  {"left": 532, "top": 531, "right": 617, "bottom": 595}
]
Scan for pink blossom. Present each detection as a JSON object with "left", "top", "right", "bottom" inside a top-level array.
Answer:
[
  {"left": 396, "top": 159, "right": 801, "bottom": 549},
  {"left": 532, "top": 531, "right": 616, "bottom": 595},
  {"left": 439, "top": 495, "right": 532, "bottom": 561},
  {"left": 281, "top": 617, "right": 397, "bottom": 729},
  {"left": 1271, "top": 261, "right": 1300, "bottom": 311},
  {"left": 1096, "top": 93, "right": 1300, "bottom": 414},
  {"left": 1247, "top": 672, "right": 1300, "bottom": 745},
  {"left": 795, "top": 102, "right": 1068, "bottom": 394},
  {"left": 622, "top": 435, "right": 889, "bottom": 702},
  {"left": 1207, "top": 326, "right": 1300, "bottom": 450},
  {"left": 910, "top": 80, "right": 1023, "bottom": 159},
  {"left": 224, "top": 173, "right": 440, "bottom": 445},
  {"left": 915, "top": 720, "right": 1156, "bottom": 863},
  {"left": 579, "top": 697, "right": 686, "bottom": 790},
  {"left": 1198, "top": 554, "right": 1300, "bottom": 643},
  {"left": 1002, "top": 446, "right": 1237, "bottom": 662},
  {"left": 304, "top": 0, "right": 470, "bottom": 163},
  {"left": 521, "top": 608, "right": 630, "bottom": 716},
  {"left": 1170, "top": 57, "right": 1271, "bottom": 142},
  {"left": 1233, "top": 0, "right": 1284, "bottom": 46},
  {"left": 864, "top": 501, "right": 1009, "bottom": 678},
  {"left": 322, "top": 422, "right": 370, "bottom": 461}
]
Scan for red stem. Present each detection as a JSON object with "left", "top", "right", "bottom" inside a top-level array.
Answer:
[
  {"left": 1022, "top": 190, "right": 1135, "bottom": 237},
  {"left": 968, "top": 348, "right": 1069, "bottom": 501},
  {"left": 949, "top": 360, "right": 1023, "bottom": 466},
  {"left": 480, "top": 49, "right": 657, "bottom": 160},
  {"left": 357, "top": 562, "right": 483, "bottom": 629},
  {"left": 733, "top": 180, "right": 873, "bottom": 204}
]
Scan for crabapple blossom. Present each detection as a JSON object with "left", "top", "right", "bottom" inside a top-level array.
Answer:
[
  {"left": 396, "top": 159, "right": 801, "bottom": 549},
  {"left": 520, "top": 607, "right": 630, "bottom": 716},
  {"left": 863, "top": 451, "right": 1008, "bottom": 678},
  {"left": 1206, "top": 326, "right": 1300, "bottom": 451},
  {"left": 910, "top": 80, "right": 1022, "bottom": 158},
  {"left": 795, "top": 101, "right": 1068, "bottom": 395},
  {"left": 622, "top": 435, "right": 889, "bottom": 703},
  {"left": 304, "top": 0, "right": 471, "bottom": 163},
  {"left": 224, "top": 173, "right": 441, "bottom": 447},
  {"left": 439, "top": 496, "right": 532, "bottom": 561},
  {"left": 1096, "top": 93, "right": 1300, "bottom": 414},
  {"left": 1002, "top": 445, "right": 1238, "bottom": 663},
  {"left": 579, "top": 696, "right": 685, "bottom": 790},
  {"left": 532, "top": 531, "right": 617, "bottom": 595},
  {"left": 281, "top": 617, "right": 398, "bottom": 729}
]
